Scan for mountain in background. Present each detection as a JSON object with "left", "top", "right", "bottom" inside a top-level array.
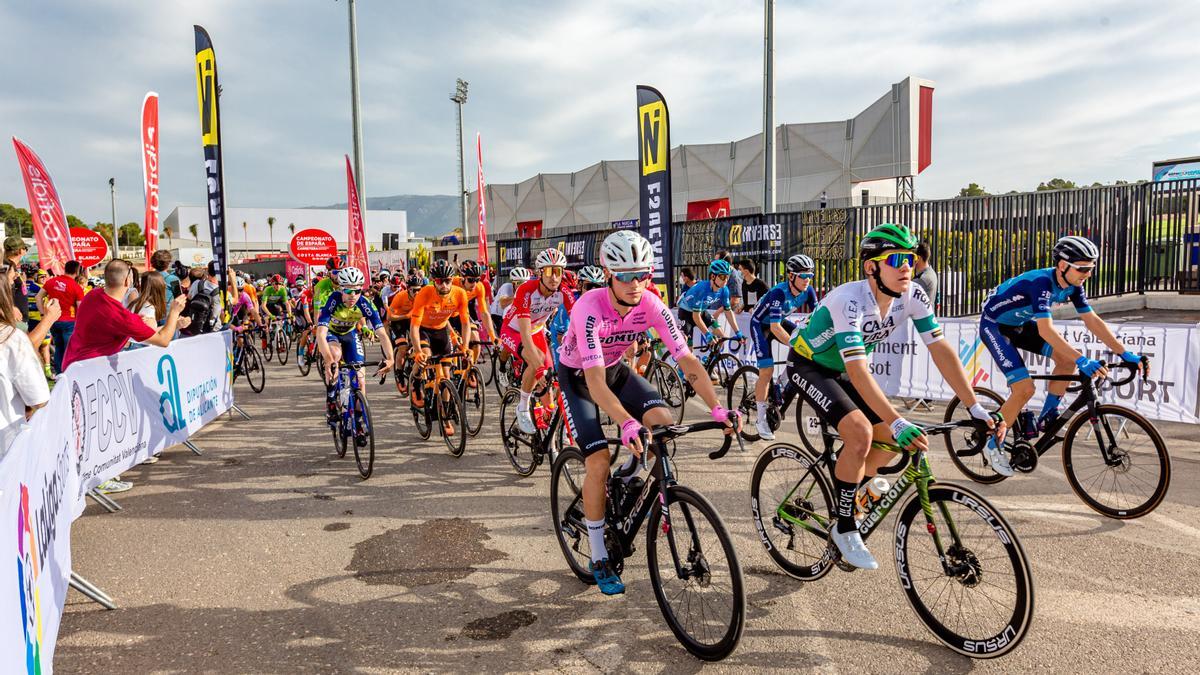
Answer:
[{"left": 309, "top": 194, "right": 459, "bottom": 239}]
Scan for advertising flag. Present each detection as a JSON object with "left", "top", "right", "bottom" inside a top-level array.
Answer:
[
  {"left": 141, "top": 92, "right": 160, "bottom": 268},
  {"left": 635, "top": 85, "right": 673, "bottom": 302},
  {"left": 476, "top": 133, "right": 489, "bottom": 267},
  {"left": 194, "top": 26, "right": 229, "bottom": 280},
  {"left": 11, "top": 137, "right": 75, "bottom": 275},
  {"left": 345, "top": 155, "right": 369, "bottom": 288}
]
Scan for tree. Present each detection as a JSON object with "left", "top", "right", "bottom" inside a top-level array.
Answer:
[
  {"left": 1036, "top": 178, "right": 1078, "bottom": 191},
  {"left": 188, "top": 223, "right": 199, "bottom": 244},
  {"left": 267, "top": 215, "right": 276, "bottom": 250},
  {"left": 0, "top": 203, "right": 33, "bottom": 238},
  {"left": 66, "top": 214, "right": 88, "bottom": 230},
  {"left": 120, "top": 221, "right": 144, "bottom": 247},
  {"left": 92, "top": 222, "right": 114, "bottom": 244},
  {"left": 958, "top": 183, "right": 989, "bottom": 197},
  {"left": 163, "top": 224, "right": 174, "bottom": 247}
]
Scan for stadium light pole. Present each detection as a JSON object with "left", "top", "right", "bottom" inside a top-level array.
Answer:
[
  {"left": 108, "top": 177, "right": 120, "bottom": 260},
  {"left": 762, "top": 0, "right": 776, "bottom": 216},
  {"left": 346, "top": 0, "right": 366, "bottom": 210},
  {"left": 451, "top": 78, "right": 469, "bottom": 235}
]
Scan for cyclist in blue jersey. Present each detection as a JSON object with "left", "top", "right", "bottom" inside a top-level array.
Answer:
[
  {"left": 979, "top": 235, "right": 1148, "bottom": 476},
  {"left": 747, "top": 254, "right": 819, "bottom": 439},
  {"left": 316, "top": 267, "right": 395, "bottom": 427},
  {"left": 677, "top": 258, "right": 735, "bottom": 345}
]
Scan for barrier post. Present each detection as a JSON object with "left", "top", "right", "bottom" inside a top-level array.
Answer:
[
  {"left": 69, "top": 572, "right": 117, "bottom": 610},
  {"left": 86, "top": 489, "right": 123, "bottom": 513},
  {"left": 183, "top": 440, "right": 204, "bottom": 456}
]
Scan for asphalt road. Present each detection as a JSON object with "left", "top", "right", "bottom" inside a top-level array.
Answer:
[{"left": 58, "top": 354, "right": 1200, "bottom": 673}]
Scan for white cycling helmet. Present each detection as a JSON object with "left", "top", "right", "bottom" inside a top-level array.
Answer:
[
  {"left": 578, "top": 265, "right": 605, "bottom": 285},
  {"left": 336, "top": 266, "right": 365, "bottom": 288},
  {"left": 1053, "top": 235, "right": 1099, "bottom": 263},
  {"left": 600, "top": 230, "right": 654, "bottom": 272},
  {"left": 786, "top": 254, "right": 815, "bottom": 274},
  {"left": 534, "top": 247, "right": 568, "bottom": 270},
  {"left": 509, "top": 266, "right": 531, "bottom": 282}
]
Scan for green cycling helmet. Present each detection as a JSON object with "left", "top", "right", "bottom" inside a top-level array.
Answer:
[{"left": 859, "top": 223, "right": 918, "bottom": 261}]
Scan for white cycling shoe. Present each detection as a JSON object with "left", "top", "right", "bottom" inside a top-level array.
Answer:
[
  {"left": 983, "top": 442, "right": 1015, "bottom": 477},
  {"left": 756, "top": 416, "right": 775, "bottom": 441},
  {"left": 516, "top": 407, "right": 536, "bottom": 434},
  {"left": 830, "top": 525, "right": 879, "bottom": 570}
]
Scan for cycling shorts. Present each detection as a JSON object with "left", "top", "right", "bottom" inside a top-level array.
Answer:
[
  {"left": 419, "top": 326, "right": 454, "bottom": 359},
  {"left": 560, "top": 361, "right": 668, "bottom": 457},
  {"left": 785, "top": 350, "right": 881, "bottom": 429},
  {"left": 265, "top": 301, "right": 286, "bottom": 317},
  {"left": 750, "top": 317, "right": 796, "bottom": 369},
  {"left": 499, "top": 323, "right": 551, "bottom": 381},
  {"left": 389, "top": 318, "right": 411, "bottom": 344},
  {"left": 979, "top": 319, "right": 1054, "bottom": 385},
  {"left": 325, "top": 330, "right": 366, "bottom": 366}
]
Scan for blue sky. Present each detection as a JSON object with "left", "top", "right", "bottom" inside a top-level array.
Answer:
[{"left": 1, "top": 0, "right": 1197, "bottom": 225}]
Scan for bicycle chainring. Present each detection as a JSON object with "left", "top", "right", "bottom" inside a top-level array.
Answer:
[{"left": 1010, "top": 441, "right": 1038, "bottom": 473}]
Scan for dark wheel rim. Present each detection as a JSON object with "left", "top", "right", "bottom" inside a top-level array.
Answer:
[{"left": 352, "top": 390, "right": 375, "bottom": 479}]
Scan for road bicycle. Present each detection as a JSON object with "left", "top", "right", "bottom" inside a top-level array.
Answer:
[
  {"left": 326, "top": 358, "right": 378, "bottom": 479},
  {"left": 727, "top": 360, "right": 794, "bottom": 442},
  {"left": 295, "top": 328, "right": 318, "bottom": 377},
  {"left": 230, "top": 328, "right": 265, "bottom": 393},
  {"left": 499, "top": 369, "right": 573, "bottom": 477},
  {"left": 271, "top": 316, "right": 294, "bottom": 365},
  {"left": 943, "top": 359, "right": 1170, "bottom": 519},
  {"left": 746, "top": 417, "right": 1033, "bottom": 659},
  {"left": 550, "top": 421, "right": 745, "bottom": 661},
  {"left": 409, "top": 350, "right": 468, "bottom": 457},
  {"left": 443, "top": 341, "right": 487, "bottom": 437}
]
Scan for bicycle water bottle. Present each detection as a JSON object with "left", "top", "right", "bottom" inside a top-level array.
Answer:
[
  {"left": 855, "top": 476, "right": 891, "bottom": 517},
  {"left": 1016, "top": 410, "right": 1038, "bottom": 440},
  {"left": 337, "top": 380, "right": 350, "bottom": 409}
]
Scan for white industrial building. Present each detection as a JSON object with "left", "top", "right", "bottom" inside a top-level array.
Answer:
[
  {"left": 161, "top": 205, "right": 416, "bottom": 262},
  {"left": 467, "top": 76, "right": 934, "bottom": 238}
]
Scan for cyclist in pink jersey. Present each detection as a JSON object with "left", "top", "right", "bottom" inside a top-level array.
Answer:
[{"left": 555, "top": 230, "right": 741, "bottom": 596}]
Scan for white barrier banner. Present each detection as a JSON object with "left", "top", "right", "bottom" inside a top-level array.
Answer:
[{"left": 64, "top": 331, "right": 235, "bottom": 503}]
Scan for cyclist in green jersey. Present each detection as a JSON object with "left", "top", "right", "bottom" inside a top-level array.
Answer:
[
  {"left": 261, "top": 274, "right": 293, "bottom": 322},
  {"left": 313, "top": 257, "right": 341, "bottom": 311},
  {"left": 786, "top": 224, "right": 1003, "bottom": 570}
]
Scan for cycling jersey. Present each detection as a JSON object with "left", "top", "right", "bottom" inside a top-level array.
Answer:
[
  {"left": 317, "top": 292, "right": 383, "bottom": 335},
  {"left": 409, "top": 285, "right": 469, "bottom": 330},
  {"left": 558, "top": 288, "right": 690, "bottom": 370},
  {"left": 241, "top": 285, "right": 259, "bottom": 309},
  {"left": 262, "top": 285, "right": 289, "bottom": 309},
  {"left": 313, "top": 277, "right": 336, "bottom": 311},
  {"left": 750, "top": 282, "right": 817, "bottom": 325},
  {"left": 981, "top": 267, "right": 1092, "bottom": 326},
  {"left": 388, "top": 290, "right": 416, "bottom": 319},
  {"left": 677, "top": 280, "right": 731, "bottom": 313},
  {"left": 452, "top": 276, "right": 489, "bottom": 324},
  {"left": 789, "top": 279, "right": 943, "bottom": 372},
  {"left": 502, "top": 278, "right": 575, "bottom": 333}
]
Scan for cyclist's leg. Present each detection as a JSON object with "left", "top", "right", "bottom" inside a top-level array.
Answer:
[
  {"left": 751, "top": 320, "right": 775, "bottom": 405},
  {"left": 559, "top": 366, "right": 613, "bottom": 559},
  {"left": 982, "top": 320, "right": 1037, "bottom": 425}
]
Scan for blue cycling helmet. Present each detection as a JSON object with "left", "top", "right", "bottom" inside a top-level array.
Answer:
[{"left": 709, "top": 259, "right": 733, "bottom": 276}]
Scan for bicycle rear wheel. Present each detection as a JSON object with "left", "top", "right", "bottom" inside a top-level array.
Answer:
[
  {"left": 647, "top": 361, "right": 687, "bottom": 423},
  {"left": 942, "top": 388, "right": 1008, "bottom": 484},
  {"left": 276, "top": 331, "right": 290, "bottom": 365},
  {"left": 894, "top": 483, "right": 1034, "bottom": 659},
  {"left": 1062, "top": 404, "right": 1170, "bottom": 519},
  {"left": 351, "top": 390, "right": 375, "bottom": 479},
  {"left": 262, "top": 332, "right": 275, "bottom": 363},
  {"left": 438, "top": 379, "right": 466, "bottom": 457},
  {"left": 706, "top": 353, "right": 742, "bottom": 390},
  {"left": 549, "top": 447, "right": 595, "bottom": 584},
  {"left": 500, "top": 388, "right": 540, "bottom": 476},
  {"left": 243, "top": 345, "right": 266, "bottom": 393},
  {"left": 727, "top": 366, "right": 761, "bottom": 441},
  {"left": 296, "top": 334, "right": 312, "bottom": 376},
  {"left": 461, "top": 366, "right": 486, "bottom": 436},
  {"left": 748, "top": 443, "right": 836, "bottom": 581},
  {"left": 647, "top": 484, "right": 745, "bottom": 661}
]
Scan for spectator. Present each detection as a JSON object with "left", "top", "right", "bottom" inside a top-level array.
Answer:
[
  {"left": 38, "top": 260, "right": 86, "bottom": 376},
  {"left": 3, "top": 236, "right": 30, "bottom": 331},
  {"left": 124, "top": 263, "right": 141, "bottom": 305},
  {"left": 737, "top": 258, "right": 769, "bottom": 313},
  {"left": 151, "top": 250, "right": 183, "bottom": 305},
  {"left": 716, "top": 249, "right": 742, "bottom": 302},
  {"left": 913, "top": 240, "right": 938, "bottom": 306},
  {"left": 183, "top": 261, "right": 225, "bottom": 334},
  {"left": 60, "top": 259, "right": 190, "bottom": 372},
  {"left": 677, "top": 267, "right": 695, "bottom": 299},
  {"left": 128, "top": 271, "right": 168, "bottom": 329},
  {"left": 0, "top": 275, "right": 50, "bottom": 457}
]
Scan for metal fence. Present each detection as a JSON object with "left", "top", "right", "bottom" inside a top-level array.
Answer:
[{"left": 496, "top": 180, "right": 1200, "bottom": 316}]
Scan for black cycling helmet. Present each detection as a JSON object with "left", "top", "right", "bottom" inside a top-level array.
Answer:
[
  {"left": 429, "top": 259, "right": 454, "bottom": 279},
  {"left": 406, "top": 272, "right": 426, "bottom": 288},
  {"left": 1052, "top": 235, "right": 1099, "bottom": 264},
  {"left": 459, "top": 259, "right": 482, "bottom": 278}
]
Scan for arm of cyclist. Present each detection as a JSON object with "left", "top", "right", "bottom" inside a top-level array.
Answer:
[
  {"left": 844, "top": 358, "right": 929, "bottom": 451},
  {"left": 1079, "top": 311, "right": 1147, "bottom": 375},
  {"left": 927, "top": 339, "right": 1002, "bottom": 437}
]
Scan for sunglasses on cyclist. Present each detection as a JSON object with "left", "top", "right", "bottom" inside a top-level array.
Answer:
[
  {"left": 541, "top": 267, "right": 564, "bottom": 276},
  {"left": 432, "top": 278, "right": 452, "bottom": 285},
  {"left": 612, "top": 270, "right": 653, "bottom": 283},
  {"left": 869, "top": 252, "right": 915, "bottom": 269},
  {"left": 342, "top": 289, "right": 362, "bottom": 296},
  {"left": 1064, "top": 261, "right": 1096, "bottom": 273},
  {"left": 791, "top": 272, "right": 814, "bottom": 280},
  {"left": 464, "top": 276, "right": 480, "bottom": 283}
]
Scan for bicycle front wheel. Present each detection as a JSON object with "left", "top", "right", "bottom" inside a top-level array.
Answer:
[
  {"left": 276, "top": 332, "right": 290, "bottom": 365},
  {"left": 647, "top": 360, "right": 687, "bottom": 423},
  {"left": 894, "top": 483, "right": 1034, "bottom": 659},
  {"left": 942, "top": 388, "right": 1008, "bottom": 484},
  {"left": 549, "top": 447, "right": 595, "bottom": 584},
  {"left": 351, "top": 389, "right": 375, "bottom": 479},
  {"left": 438, "top": 379, "right": 466, "bottom": 457},
  {"left": 262, "top": 333, "right": 275, "bottom": 363},
  {"left": 243, "top": 345, "right": 266, "bottom": 393},
  {"left": 461, "top": 366, "right": 486, "bottom": 436},
  {"left": 296, "top": 335, "right": 312, "bottom": 376},
  {"left": 1062, "top": 404, "right": 1170, "bottom": 519},
  {"left": 411, "top": 375, "right": 433, "bottom": 440},
  {"left": 727, "top": 366, "right": 760, "bottom": 442},
  {"left": 707, "top": 353, "right": 742, "bottom": 390},
  {"left": 647, "top": 484, "right": 745, "bottom": 661},
  {"left": 500, "top": 388, "right": 540, "bottom": 476}
]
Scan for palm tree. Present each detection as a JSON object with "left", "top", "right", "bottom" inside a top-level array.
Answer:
[
  {"left": 267, "top": 216, "right": 276, "bottom": 250},
  {"left": 188, "top": 223, "right": 199, "bottom": 244},
  {"left": 288, "top": 222, "right": 296, "bottom": 238},
  {"left": 164, "top": 224, "right": 174, "bottom": 248},
  {"left": 242, "top": 221, "right": 248, "bottom": 256}
]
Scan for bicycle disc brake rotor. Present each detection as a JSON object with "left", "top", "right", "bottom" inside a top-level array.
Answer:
[
  {"left": 1010, "top": 440, "right": 1038, "bottom": 473},
  {"left": 945, "top": 544, "right": 982, "bottom": 587},
  {"left": 685, "top": 548, "right": 713, "bottom": 587}
]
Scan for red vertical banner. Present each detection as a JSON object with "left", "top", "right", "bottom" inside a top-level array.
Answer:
[
  {"left": 476, "top": 132, "right": 488, "bottom": 267},
  {"left": 141, "top": 92, "right": 160, "bottom": 267},
  {"left": 11, "top": 137, "right": 75, "bottom": 274},
  {"left": 345, "top": 155, "right": 369, "bottom": 288},
  {"left": 918, "top": 85, "right": 934, "bottom": 174}
]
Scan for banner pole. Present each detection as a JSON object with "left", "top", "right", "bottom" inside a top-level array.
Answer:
[
  {"left": 230, "top": 404, "right": 252, "bottom": 420},
  {"left": 69, "top": 572, "right": 117, "bottom": 610},
  {"left": 86, "top": 489, "right": 123, "bottom": 513},
  {"left": 183, "top": 440, "right": 204, "bottom": 456}
]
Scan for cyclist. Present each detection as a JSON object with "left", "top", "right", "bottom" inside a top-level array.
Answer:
[
  {"left": 557, "top": 230, "right": 741, "bottom": 595},
  {"left": 313, "top": 257, "right": 341, "bottom": 311},
  {"left": 677, "top": 258, "right": 735, "bottom": 346},
  {"left": 786, "top": 223, "right": 999, "bottom": 570},
  {"left": 316, "top": 267, "right": 394, "bottom": 433},
  {"left": 577, "top": 265, "right": 605, "bottom": 294},
  {"left": 491, "top": 266, "right": 529, "bottom": 330},
  {"left": 451, "top": 259, "right": 497, "bottom": 361},
  {"left": 388, "top": 273, "right": 424, "bottom": 379},
  {"left": 979, "top": 235, "right": 1149, "bottom": 476},
  {"left": 501, "top": 248, "right": 575, "bottom": 434},
  {"left": 747, "top": 254, "right": 819, "bottom": 440},
  {"left": 408, "top": 259, "right": 471, "bottom": 436},
  {"left": 261, "top": 274, "right": 292, "bottom": 329}
]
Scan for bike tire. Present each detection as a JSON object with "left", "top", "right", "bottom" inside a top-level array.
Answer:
[
  {"left": 296, "top": 335, "right": 312, "bottom": 377},
  {"left": 276, "top": 333, "right": 290, "bottom": 365},
  {"left": 394, "top": 357, "right": 411, "bottom": 397},
  {"left": 942, "top": 388, "right": 1008, "bottom": 484},
  {"left": 706, "top": 353, "right": 742, "bottom": 390},
  {"left": 438, "top": 379, "right": 467, "bottom": 457},
  {"left": 894, "top": 483, "right": 1034, "bottom": 659},
  {"left": 461, "top": 366, "right": 486, "bottom": 437},
  {"left": 549, "top": 447, "right": 595, "bottom": 584},
  {"left": 500, "top": 388, "right": 540, "bottom": 476},
  {"left": 1061, "top": 404, "right": 1170, "bottom": 519},
  {"left": 748, "top": 443, "right": 836, "bottom": 581},
  {"left": 333, "top": 394, "right": 349, "bottom": 459},
  {"left": 262, "top": 333, "right": 275, "bottom": 363},
  {"left": 351, "top": 389, "right": 375, "bottom": 479},
  {"left": 727, "top": 366, "right": 761, "bottom": 442},
  {"left": 647, "top": 360, "right": 687, "bottom": 424},
  {"left": 244, "top": 345, "right": 266, "bottom": 393},
  {"left": 647, "top": 484, "right": 745, "bottom": 661},
  {"left": 412, "top": 374, "right": 433, "bottom": 440}
]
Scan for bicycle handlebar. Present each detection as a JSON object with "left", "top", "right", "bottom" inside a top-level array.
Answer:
[{"left": 605, "top": 419, "right": 737, "bottom": 470}]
